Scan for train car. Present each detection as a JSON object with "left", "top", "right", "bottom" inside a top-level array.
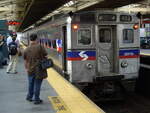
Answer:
[
  {"left": 22, "top": 11, "right": 140, "bottom": 100},
  {"left": 140, "top": 19, "right": 150, "bottom": 48}
]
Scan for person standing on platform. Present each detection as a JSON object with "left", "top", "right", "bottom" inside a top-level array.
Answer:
[
  {"left": 6, "top": 34, "right": 18, "bottom": 74},
  {"left": 23, "top": 34, "right": 48, "bottom": 104},
  {"left": 7, "top": 33, "right": 20, "bottom": 47},
  {"left": 1, "top": 35, "right": 9, "bottom": 65},
  {"left": 0, "top": 34, "right": 4, "bottom": 68},
  {"left": 7, "top": 34, "right": 13, "bottom": 46}
]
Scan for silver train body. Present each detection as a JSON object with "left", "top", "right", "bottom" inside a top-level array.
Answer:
[{"left": 23, "top": 11, "right": 140, "bottom": 86}]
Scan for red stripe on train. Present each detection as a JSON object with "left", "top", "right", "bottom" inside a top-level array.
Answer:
[
  {"left": 67, "top": 57, "right": 96, "bottom": 61},
  {"left": 119, "top": 55, "right": 140, "bottom": 59}
]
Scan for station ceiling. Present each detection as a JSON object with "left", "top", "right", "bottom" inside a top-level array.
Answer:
[{"left": 0, "top": 0, "right": 149, "bottom": 31}]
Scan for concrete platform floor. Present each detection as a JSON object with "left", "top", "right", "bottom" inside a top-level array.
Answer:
[{"left": 0, "top": 57, "right": 57, "bottom": 113}]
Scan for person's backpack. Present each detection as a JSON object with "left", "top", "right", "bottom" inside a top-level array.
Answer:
[{"left": 9, "top": 42, "right": 18, "bottom": 55}]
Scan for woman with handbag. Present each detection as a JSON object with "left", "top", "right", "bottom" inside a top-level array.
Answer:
[{"left": 23, "top": 34, "right": 48, "bottom": 104}]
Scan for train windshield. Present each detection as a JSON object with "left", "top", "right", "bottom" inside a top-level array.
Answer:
[
  {"left": 78, "top": 29, "right": 91, "bottom": 45},
  {"left": 99, "top": 28, "right": 111, "bottom": 43},
  {"left": 123, "top": 29, "right": 134, "bottom": 43}
]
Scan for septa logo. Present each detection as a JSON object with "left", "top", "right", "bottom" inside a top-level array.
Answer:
[{"left": 56, "top": 39, "right": 62, "bottom": 52}]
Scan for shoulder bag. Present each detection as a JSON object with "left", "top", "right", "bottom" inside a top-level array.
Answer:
[{"left": 39, "top": 58, "right": 53, "bottom": 70}]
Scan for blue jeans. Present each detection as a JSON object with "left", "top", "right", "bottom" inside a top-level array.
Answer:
[{"left": 27, "top": 74, "right": 43, "bottom": 101}]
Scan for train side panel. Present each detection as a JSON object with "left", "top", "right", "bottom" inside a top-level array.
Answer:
[{"left": 117, "top": 23, "right": 140, "bottom": 79}]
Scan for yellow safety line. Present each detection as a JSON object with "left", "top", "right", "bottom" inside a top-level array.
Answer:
[
  {"left": 140, "top": 53, "right": 150, "bottom": 56},
  {"left": 20, "top": 42, "right": 26, "bottom": 49},
  {"left": 48, "top": 96, "right": 71, "bottom": 113},
  {"left": 47, "top": 68, "right": 105, "bottom": 113}
]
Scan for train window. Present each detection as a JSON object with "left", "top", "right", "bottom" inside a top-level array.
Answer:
[
  {"left": 98, "top": 14, "right": 116, "bottom": 21},
  {"left": 48, "top": 39, "right": 51, "bottom": 47},
  {"left": 45, "top": 39, "right": 48, "bottom": 47},
  {"left": 78, "top": 29, "right": 91, "bottom": 45},
  {"left": 52, "top": 40, "right": 56, "bottom": 49},
  {"left": 99, "top": 28, "right": 111, "bottom": 43},
  {"left": 39, "top": 39, "right": 42, "bottom": 44},
  {"left": 40, "top": 39, "right": 43, "bottom": 44},
  {"left": 120, "top": 15, "right": 132, "bottom": 22},
  {"left": 123, "top": 29, "right": 134, "bottom": 43}
]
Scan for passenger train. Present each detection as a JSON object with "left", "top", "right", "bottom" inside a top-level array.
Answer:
[
  {"left": 140, "top": 19, "right": 150, "bottom": 48},
  {"left": 22, "top": 11, "right": 140, "bottom": 100}
]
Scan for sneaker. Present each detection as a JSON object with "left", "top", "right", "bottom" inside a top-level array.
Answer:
[
  {"left": 34, "top": 99, "right": 43, "bottom": 104},
  {"left": 6, "top": 72, "right": 10, "bottom": 74},
  {"left": 26, "top": 97, "right": 32, "bottom": 102}
]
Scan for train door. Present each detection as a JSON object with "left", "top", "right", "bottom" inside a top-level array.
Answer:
[
  {"left": 96, "top": 25, "right": 116, "bottom": 76},
  {"left": 62, "top": 26, "right": 67, "bottom": 72}
]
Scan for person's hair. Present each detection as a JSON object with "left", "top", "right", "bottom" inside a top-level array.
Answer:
[
  {"left": 12, "top": 37, "right": 16, "bottom": 41},
  {"left": 30, "top": 34, "right": 37, "bottom": 41}
]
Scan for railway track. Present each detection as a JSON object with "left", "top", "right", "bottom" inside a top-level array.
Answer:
[
  {"left": 82, "top": 64, "right": 150, "bottom": 113},
  {"left": 98, "top": 93, "right": 150, "bottom": 113}
]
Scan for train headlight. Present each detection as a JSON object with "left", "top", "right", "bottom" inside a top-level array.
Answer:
[
  {"left": 86, "top": 63, "right": 93, "bottom": 69},
  {"left": 121, "top": 60, "right": 128, "bottom": 68},
  {"left": 72, "top": 24, "right": 79, "bottom": 30},
  {"left": 133, "top": 24, "right": 139, "bottom": 30}
]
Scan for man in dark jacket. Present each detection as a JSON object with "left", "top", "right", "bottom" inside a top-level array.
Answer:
[{"left": 23, "top": 34, "right": 47, "bottom": 104}]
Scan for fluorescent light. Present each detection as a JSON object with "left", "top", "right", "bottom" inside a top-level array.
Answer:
[{"left": 64, "top": 1, "right": 76, "bottom": 7}]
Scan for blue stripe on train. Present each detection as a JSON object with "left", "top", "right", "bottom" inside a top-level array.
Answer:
[
  {"left": 67, "top": 51, "right": 96, "bottom": 58},
  {"left": 119, "top": 49, "right": 140, "bottom": 56}
]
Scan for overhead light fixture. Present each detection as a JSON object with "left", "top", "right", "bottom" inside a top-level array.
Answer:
[
  {"left": 53, "top": 10, "right": 59, "bottom": 14},
  {"left": 64, "top": 1, "right": 76, "bottom": 7}
]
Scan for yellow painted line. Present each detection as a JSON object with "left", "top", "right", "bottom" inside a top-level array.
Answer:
[
  {"left": 48, "top": 96, "right": 71, "bottom": 113},
  {"left": 140, "top": 53, "right": 150, "bottom": 56},
  {"left": 47, "top": 68, "right": 105, "bottom": 113},
  {"left": 20, "top": 42, "right": 26, "bottom": 49}
]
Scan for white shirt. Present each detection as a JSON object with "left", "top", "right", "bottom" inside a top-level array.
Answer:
[
  {"left": 7, "top": 36, "right": 12, "bottom": 46},
  {"left": 7, "top": 36, "right": 20, "bottom": 46}
]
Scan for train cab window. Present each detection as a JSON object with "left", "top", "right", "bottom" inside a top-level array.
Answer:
[
  {"left": 123, "top": 29, "right": 134, "bottom": 43},
  {"left": 99, "top": 28, "right": 111, "bottom": 43},
  {"left": 78, "top": 29, "right": 91, "bottom": 45}
]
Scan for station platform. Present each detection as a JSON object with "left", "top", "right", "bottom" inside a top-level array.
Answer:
[
  {"left": 140, "top": 49, "right": 150, "bottom": 56},
  {"left": 0, "top": 56, "right": 105, "bottom": 113}
]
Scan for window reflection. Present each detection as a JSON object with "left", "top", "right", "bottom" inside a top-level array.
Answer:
[{"left": 99, "top": 28, "right": 111, "bottom": 43}]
